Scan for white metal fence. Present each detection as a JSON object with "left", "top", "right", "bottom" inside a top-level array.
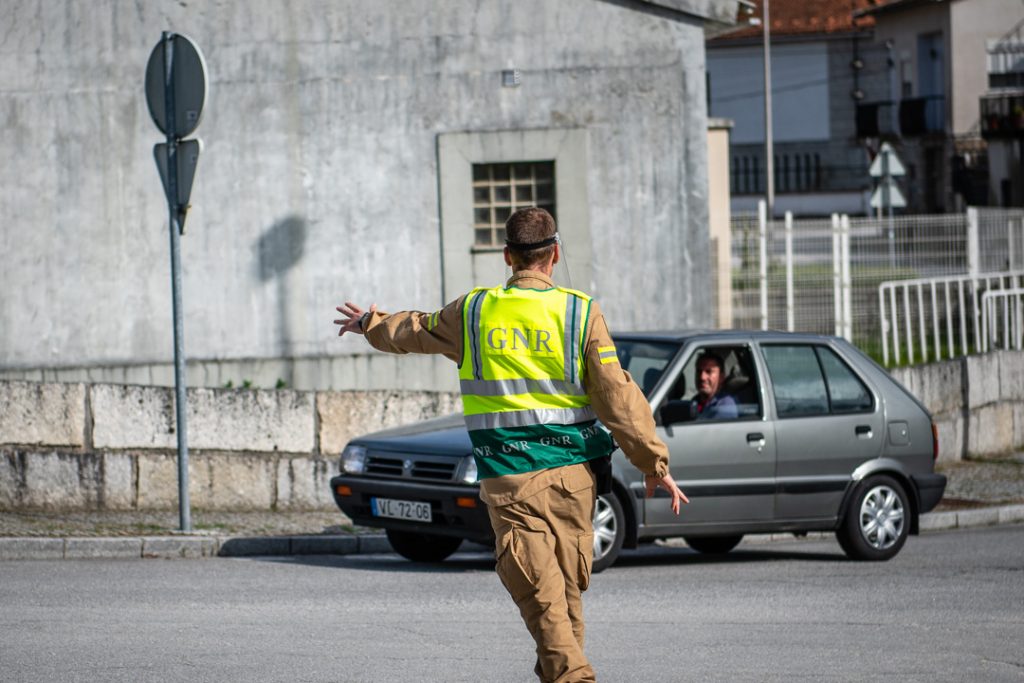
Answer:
[
  {"left": 878, "top": 270, "right": 1024, "bottom": 365},
  {"left": 981, "top": 287, "right": 1024, "bottom": 352},
  {"left": 727, "top": 204, "right": 1024, "bottom": 366}
]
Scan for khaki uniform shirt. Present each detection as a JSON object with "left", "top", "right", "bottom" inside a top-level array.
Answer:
[{"left": 363, "top": 270, "right": 670, "bottom": 507}]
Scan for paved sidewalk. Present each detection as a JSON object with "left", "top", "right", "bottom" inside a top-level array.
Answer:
[{"left": 2, "top": 454, "right": 1022, "bottom": 561}]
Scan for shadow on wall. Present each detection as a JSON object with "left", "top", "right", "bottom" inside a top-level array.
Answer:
[{"left": 256, "top": 215, "right": 307, "bottom": 385}]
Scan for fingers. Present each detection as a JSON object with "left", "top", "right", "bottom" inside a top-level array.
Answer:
[
  {"left": 333, "top": 302, "right": 373, "bottom": 338},
  {"left": 646, "top": 475, "right": 689, "bottom": 515},
  {"left": 336, "top": 302, "right": 363, "bottom": 317}
]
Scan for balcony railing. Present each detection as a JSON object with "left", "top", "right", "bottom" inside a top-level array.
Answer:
[{"left": 981, "top": 92, "right": 1024, "bottom": 138}]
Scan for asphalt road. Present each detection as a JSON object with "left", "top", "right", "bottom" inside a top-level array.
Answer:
[{"left": 2, "top": 526, "right": 1022, "bottom": 683}]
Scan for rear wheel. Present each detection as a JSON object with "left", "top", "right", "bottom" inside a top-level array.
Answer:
[
  {"left": 684, "top": 535, "right": 744, "bottom": 555},
  {"left": 592, "top": 493, "right": 625, "bottom": 573},
  {"left": 836, "top": 475, "right": 909, "bottom": 561},
  {"left": 386, "top": 529, "right": 463, "bottom": 563}
]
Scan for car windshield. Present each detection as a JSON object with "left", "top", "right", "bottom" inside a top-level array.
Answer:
[{"left": 611, "top": 339, "right": 681, "bottom": 398}]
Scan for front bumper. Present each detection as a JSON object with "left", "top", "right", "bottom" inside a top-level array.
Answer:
[
  {"left": 330, "top": 474, "right": 494, "bottom": 544},
  {"left": 913, "top": 472, "right": 947, "bottom": 514}
]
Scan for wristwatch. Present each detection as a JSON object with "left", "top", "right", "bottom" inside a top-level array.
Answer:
[{"left": 358, "top": 312, "right": 371, "bottom": 331}]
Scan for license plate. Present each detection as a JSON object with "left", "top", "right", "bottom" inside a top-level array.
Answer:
[{"left": 371, "top": 497, "right": 432, "bottom": 523}]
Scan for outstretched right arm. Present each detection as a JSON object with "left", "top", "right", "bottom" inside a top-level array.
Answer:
[{"left": 333, "top": 296, "right": 466, "bottom": 363}]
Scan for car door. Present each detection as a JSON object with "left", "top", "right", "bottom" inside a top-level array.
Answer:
[
  {"left": 644, "top": 341, "right": 777, "bottom": 527},
  {"left": 759, "top": 343, "right": 883, "bottom": 521}
]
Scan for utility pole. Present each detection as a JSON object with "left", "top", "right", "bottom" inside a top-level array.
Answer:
[{"left": 763, "top": 0, "right": 774, "bottom": 218}]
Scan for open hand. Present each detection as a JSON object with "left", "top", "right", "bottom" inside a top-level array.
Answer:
[
  {"left": 334, "top": 302, "right": 377, "bottom": 337},
  {"left": 644, "top": 474, "right": 689, "bottom": 515}
]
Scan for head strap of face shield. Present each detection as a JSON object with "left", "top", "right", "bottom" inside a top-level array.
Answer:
[{"left": 505, "top": 234, "right": 559, "bottom": 251}]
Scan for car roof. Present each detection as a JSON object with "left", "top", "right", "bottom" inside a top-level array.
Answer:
[{"left": 613, "top": 329, "right": 844, "bottom": 345}]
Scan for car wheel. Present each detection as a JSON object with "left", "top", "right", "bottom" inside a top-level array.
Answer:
[
  {"left": 591, "top": 492, "right": 625, "bottom": 573},
  {"left": 385, "top": 529, "right": 463, "bottom": 563},
  {"left": 836, "top": 475, "right": 910, "bottom": 562},
  {"left": 684, "top": 535, "right": 743, "bottom": 555}
]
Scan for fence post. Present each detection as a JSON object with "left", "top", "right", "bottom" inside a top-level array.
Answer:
[
  {"left": 785, "top": 211, "right": 794, "bottom": 331},
  {"left": 967, "top": 207, "right": 980, "bottom": 277},
  {"left": 841, "top": 214, "right": 852, "bottom": 341},
  {"left": 1008, "top": 218, "right": 1017, "bottom": 271},
  {"left": 879, "top": 284, "right": 889, "bottom": 365},
  {"left": 759, "top": 199, "right": 768, "bottom": 330},
  {"left": 832, "top": 213, "right": 841, "bottom": 336}
]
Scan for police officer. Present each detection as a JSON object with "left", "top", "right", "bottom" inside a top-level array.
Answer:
[{"left": 335, "top": 207, "right": 687, "bottom": 683}]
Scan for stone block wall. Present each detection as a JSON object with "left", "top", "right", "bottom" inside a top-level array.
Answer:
[
  {"left": 890, "top": 349, "right": 1024, "bottom": 461},
  {"left": 0, "top": 380, "right": 457, "bottom": 512},
  {"left": 2, "top": 349, "right": 1022, "bottom": 511}
]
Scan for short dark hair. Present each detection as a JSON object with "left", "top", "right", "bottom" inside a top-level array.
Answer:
[
  {"left": 505, "top": 207, "right": 556, "bottom": 271},
  {"left": 696, "top": 351, "right": 724, "bottom": 373}
]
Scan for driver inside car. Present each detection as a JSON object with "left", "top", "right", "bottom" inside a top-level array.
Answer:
[{"left": 692, "top": 351, "right": 738, "bottom": 420}]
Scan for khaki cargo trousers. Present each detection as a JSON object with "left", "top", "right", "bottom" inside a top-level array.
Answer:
[{"left": 486, "top": 463, "right": 597, "bottom": 683}]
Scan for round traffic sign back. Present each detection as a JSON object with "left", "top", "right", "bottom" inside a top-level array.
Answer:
[{"left": 145, "top": 33, "right": 208, "bottom": 138}]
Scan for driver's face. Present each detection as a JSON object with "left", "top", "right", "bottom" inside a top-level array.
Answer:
[{"left": 697, "top": 359, "right": 722, "bottom": 399}]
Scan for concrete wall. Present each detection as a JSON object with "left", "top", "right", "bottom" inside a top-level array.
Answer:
[
  {"left": 707, "top": 119, "right": 733, "bottom": 327},
  {"left": 3, "top": 348, "right": 1023, "bottom": 511},
  {"left": 0, "top": 0, "right": 718, "bottom": 389},
  {"left": 0, "top": 379, "right": 458, "bottom": 512},
  {"left": 890, "top": 349, "right": 1024, "bottom": 462}
]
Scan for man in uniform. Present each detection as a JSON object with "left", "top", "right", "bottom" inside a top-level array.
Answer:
[{"left": 335, "top": 207, "right": 687, "bottom": 683}]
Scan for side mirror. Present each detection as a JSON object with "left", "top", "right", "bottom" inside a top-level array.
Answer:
[{"left": 660, "top": 399, "right": 697, "bottom": 426}]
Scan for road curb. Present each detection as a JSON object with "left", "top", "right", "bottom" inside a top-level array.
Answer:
[
  {"left": 1, "top": 504, "right": 1022, "bottom": 561},
  {"left": 0, "top": 532, "right": 391, "bottom": 562}
]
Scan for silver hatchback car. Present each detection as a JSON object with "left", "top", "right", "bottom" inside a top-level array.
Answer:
[{"left": 330, "top": 330, "right": 946, "bottom": 571}]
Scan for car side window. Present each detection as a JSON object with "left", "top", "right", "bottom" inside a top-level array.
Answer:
[
  {"left": 816, "top": 346, "right": 873, "bottom": 413},
  {"left": 761, "top": 345, "right": 829, "bottom": 417}
]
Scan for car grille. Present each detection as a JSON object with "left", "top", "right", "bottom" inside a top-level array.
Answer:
[{"left": 364, "top": 451, "right": 459, "bottom": 482}]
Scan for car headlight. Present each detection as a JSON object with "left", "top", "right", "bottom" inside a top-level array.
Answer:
[
  {"left": 460, "top": 454, "right": 478, "bottom": 484},
  {"left": 341, "top": 444, "right": 367, "bottom": 474}
]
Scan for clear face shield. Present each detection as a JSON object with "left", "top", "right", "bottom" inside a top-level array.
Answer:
[
  {"left": 504, "top": 233, "right": 575, "bottom": 289},
  {"left": 552, "top": 233, "right": 575, "bottom": 289}
]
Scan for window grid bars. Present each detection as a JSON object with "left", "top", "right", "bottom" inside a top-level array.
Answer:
[{"left": 472, "top": 162, "right": 555, "bottom": 248}]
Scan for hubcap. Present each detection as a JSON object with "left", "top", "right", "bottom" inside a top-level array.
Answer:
[
  {"left": 592, "top": 495, "right": 618, "bottom": 560},
  {"left": 859, "top": 485, "right": 905, "bottom": 550}
]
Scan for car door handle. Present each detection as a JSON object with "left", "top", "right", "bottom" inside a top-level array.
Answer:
[
  {"left": 855, "top": 425, "right": 873, "bottom": 439},
  {"left": 746, "top": 432, "right": 766, "bottom": 452}
]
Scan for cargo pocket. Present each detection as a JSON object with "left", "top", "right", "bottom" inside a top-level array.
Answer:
[
  {"left": 495, "top": 526, "right": 540, "bottom": 604},
  {"left": 576, "top": 532, "right": 593, "bottom": 592},
  {"left": 560, "top": 463, "right": 596, "bottom": 496}
]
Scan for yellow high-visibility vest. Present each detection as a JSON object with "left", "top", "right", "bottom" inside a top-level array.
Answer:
[{"left": 459, "top": 284, "right": 614, "bottom": 479}]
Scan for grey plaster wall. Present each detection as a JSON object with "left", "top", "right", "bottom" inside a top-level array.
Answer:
[{"left": 1, "top": 0, "right": 716, "bottom": 389}]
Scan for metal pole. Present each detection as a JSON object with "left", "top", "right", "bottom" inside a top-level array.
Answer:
[
  {"left": 784, "top": 211, "right": 794, "bottom": 331},
  {"left": 762, "top": 0, "right": 774, "bottom": 218},
  {"left": 841, "top": 214, "right": 853, "bottom": 341},
  {"left": 832, "top": 213, "right": 841, "bottom": 336},
  {"left": 967, "top": 207, "right": 980, "bottom": 277},
  {"left": 163, "top": 32, "right": 191, "bottom": 533},
  {"left": 758, "top": 199, "right": 769, "bottom": 330},
  {"left": 884, "top": 149, "right": 895, "bottom": 270}
]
